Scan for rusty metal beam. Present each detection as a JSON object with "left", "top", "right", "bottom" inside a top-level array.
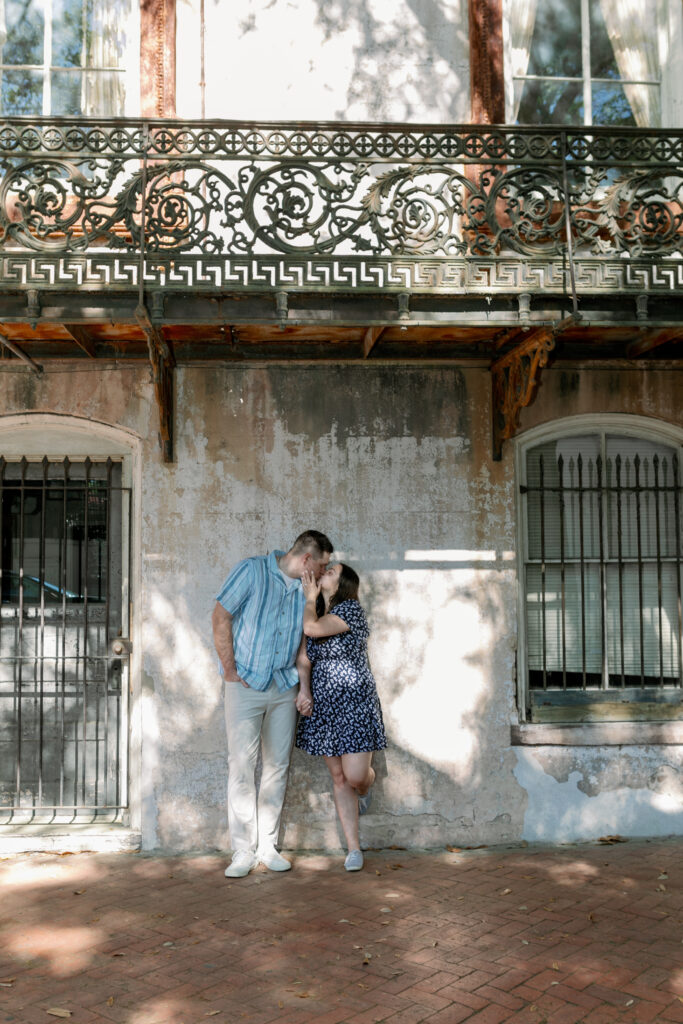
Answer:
[
  {"left": 63, "top": 324, "right": 97, "bottom": 359},
  {"left": 363, "top": 326, "right": 386, "bottom": 359},
  {"left": 0, "top": 332, "right": 43, "bottom": 374},
  {"left": 626, "top": 329, "right": 683, "bottom": 359}
]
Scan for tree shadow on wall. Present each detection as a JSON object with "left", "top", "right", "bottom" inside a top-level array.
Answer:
[{"left": 310, "top": 0, "right": 469, "bottom": 121}]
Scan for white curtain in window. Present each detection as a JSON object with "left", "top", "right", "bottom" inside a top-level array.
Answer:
[
  {"left": 504, "top": 0, "right": 539, "bottom": 121},
  {"left": 84, "top": 0, "right": 126, "bottom": 116},
  {"left": 599, "top": 0, "right": 661, "bottom": 127}
]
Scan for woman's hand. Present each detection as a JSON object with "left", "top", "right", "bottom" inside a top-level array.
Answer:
[
  {"left": 296, "top": 689, "right": 313, "bottom": 716},
  {"left": 301, "top": 568, "right": 321, "bottom": 602}
]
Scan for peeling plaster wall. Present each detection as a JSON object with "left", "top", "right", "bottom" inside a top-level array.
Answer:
[
  {"left": 1, "top": 361, "right": 682, "bottom": 851},
  {"left": 175, "top": 0, "right": 471, "bottom": 122}
]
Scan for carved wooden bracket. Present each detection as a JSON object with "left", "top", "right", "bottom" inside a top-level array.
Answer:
[
  {"left": 135, "top": 302, "right": 175, "bottom": 463},
  {"left": 490, "top": 325, "right": 556, "bottom": 462}
]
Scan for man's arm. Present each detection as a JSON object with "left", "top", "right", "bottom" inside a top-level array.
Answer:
[{"left": 212, "top": 602, "right": 248, "bottom": 687}]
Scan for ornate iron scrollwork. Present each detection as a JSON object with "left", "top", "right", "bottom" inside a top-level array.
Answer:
[{"left": 0, "top": 120, "right": 678, "bottom": 291}]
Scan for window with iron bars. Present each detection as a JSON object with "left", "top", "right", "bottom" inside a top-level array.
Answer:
[{"left": 519, "top": 429, "right": 683, "bottom": 723}]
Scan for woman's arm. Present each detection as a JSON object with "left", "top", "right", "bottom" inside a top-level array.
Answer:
[{"left": 301, "top": 570, "right": 350, "bottom": 639}]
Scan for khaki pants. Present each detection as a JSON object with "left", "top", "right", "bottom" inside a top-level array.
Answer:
[{"left": 224, "top": 680, "right": 298, "bottom": 854}]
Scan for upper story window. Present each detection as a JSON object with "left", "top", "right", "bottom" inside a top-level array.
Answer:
[
  {"left": 518, "top": 422, "right": 683, "bottom": 722},
  {"left": 0, "top": 0, "right": 136, "bottom": 116},
  {"left": 504, "top": 0, "right": 663, "bottom": 127}
]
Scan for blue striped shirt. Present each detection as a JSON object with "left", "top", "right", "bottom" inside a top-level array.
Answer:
[{"left": 216, "top": 550, "right": 305, "bottom": 691}]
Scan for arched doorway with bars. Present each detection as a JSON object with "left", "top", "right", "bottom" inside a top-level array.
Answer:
[{"left": 0, "top": 415, "right": 141, "bottom": 846}]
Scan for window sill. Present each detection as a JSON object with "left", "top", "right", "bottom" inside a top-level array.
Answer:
[{"left": 512, "top": 721, "right": 683, "bottom": 746}]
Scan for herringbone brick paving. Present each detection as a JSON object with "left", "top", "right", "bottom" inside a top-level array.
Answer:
[{"left": 0, "top": 840, "right": 680, "bottom": 1024}]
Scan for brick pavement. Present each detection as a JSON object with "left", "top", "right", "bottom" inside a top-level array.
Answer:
[{"left": 0, "top": 839, "right": 681, "bottom": 1024}]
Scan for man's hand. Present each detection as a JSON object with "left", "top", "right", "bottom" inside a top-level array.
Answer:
[
  {"left": 212, "top": 603, "right": 249, "bottom": 688},
  {"left": 296, "top": 689, "right": 313, "bottom": 716}
]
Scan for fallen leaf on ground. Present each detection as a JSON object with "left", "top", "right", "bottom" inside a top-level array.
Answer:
[
  {"left": 551, "top": 962, "right": 560, "bottom": 971},
  {"left": 46, "top": 1010, "right": 72, "bottom": 1019},
  {"left": 588, "top": 912, "right": 596, "bottom": 923},
  {"left": 625, "top": 1000, "right": 634, "bottom": 1007},
  {"left": 388, "top": 864, "right": 403, "bottom": 870},
  {"left": 446, "top": 846, "right": 461, "bottom": 853},
  {"left": 598, "top": 835, "right": 627, "bottom": 844},
  {"left": 73, "top": 890, "right": 86, "bottom": 896},
  {"left": 338, "top": 919, "right": 355, "bottom": 925},
  {"left": 106, "top": 997, "right": 114, "bottom": 1007},
  {"left": 0, "top": 980, "right": 15, "bottom": 987},
  {"left": 656, "top": 884, "right": 667, "bottom": 892},
  {"left": 658, "top": 872, "right": 668, "bottom": 879},
  {"left": 205, "top": 1012, "right": 220, "bottom": 1017},
  {"left": 500, "top": 889, "right": 512, "bottom": 895}
]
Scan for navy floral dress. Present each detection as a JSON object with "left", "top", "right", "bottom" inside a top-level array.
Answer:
[{"left": 296, "top": 599, "right": 386, "bottom": 757}]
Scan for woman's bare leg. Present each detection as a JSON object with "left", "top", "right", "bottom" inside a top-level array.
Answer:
[
  {"left": 341, "top": 752, "right": 374, "bottom": 796},
  {"left": 324, "top": 755, "right": 360, "bottom": 852}
]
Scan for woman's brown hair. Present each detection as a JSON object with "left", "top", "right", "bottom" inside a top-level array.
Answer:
[{"left": 315, "top": 563, "right": 360, "bottom": 618}]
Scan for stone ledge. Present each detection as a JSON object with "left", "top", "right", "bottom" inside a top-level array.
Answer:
[
  {"left": 511, "top": 721, "right": 683, "bottom": 747},
  {"left": 0, "top": 824, "right": 142, "bottom": 855}
]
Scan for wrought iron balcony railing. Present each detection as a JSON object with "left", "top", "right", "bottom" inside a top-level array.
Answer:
[{"left": 0, "top": 118, "right": 681, "bottom": 298}]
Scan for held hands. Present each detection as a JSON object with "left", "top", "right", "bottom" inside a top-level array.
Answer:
[
  {"left": 301, "top": 568, "right": 321, "bottom": 601},
  {"left": 296, "top": 689, "right": 314, "bottom": 716}
]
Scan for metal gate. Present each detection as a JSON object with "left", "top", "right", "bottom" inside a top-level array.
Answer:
[{"left": 0, "top": 456, "right": 131, "bottom": 823}]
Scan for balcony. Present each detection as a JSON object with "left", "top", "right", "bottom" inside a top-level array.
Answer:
[{"left": 0, "top": 118, "right": 681, "bottom": 458}]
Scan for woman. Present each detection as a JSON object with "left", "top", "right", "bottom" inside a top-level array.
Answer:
[{"left": 295, "top": 562, "right": 386, "bottom": 872}]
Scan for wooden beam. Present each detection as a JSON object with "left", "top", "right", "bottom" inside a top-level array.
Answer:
[
  {"left": 140, "top": 0, "right": 176, "bottom": 117},
  {"left": 363, "top": 326, "right": 386, "bottom": 359},
  {"left": 490, "top": 317, "right": 576, "bottom": 461},
  {"left": 626, "top": 329, "right": 683, "bottom": 359},
  {"left": 0, "top": 333, "right": 43, "bottom": 374},
  {"left": 63, "top": 324, "right": 97, "bottom": 359},
  {"left": 469, "top": 0, "right": 505, "bottom": 124},
  {"left": 135, "top": 303, "right": 175, "bottom": 463}
]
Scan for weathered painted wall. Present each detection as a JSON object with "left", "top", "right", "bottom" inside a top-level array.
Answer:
[
  {"left": 0, "top": 360, "right": 682, "bottom": 851},
  {"left": 175, "top": 0, "right": 471, "bottom": 122}
]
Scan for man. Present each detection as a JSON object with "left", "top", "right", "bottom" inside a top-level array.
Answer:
[{"left": 212, "top": 530, "right": 334, "bottom": 878}]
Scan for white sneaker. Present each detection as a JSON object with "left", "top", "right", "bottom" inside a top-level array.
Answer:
[
  {"left": 224, "top": 851, "right": 258, "bottom": 878},
  {"left": 344, "top": 849, "right": 364, "bottom": 872},
  {"left": 258, "top": 845, "right": 292, "bottom": 872}
]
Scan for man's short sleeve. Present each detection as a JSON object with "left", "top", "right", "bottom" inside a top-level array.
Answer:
[{"left": 216, "top": 558, "right": 254, "bottom": 616}]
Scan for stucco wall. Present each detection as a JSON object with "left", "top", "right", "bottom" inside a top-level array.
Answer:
[
  {"left": 176, "top": 0, "right": 471, "bottom": 122},
  {"left": 1, "top": 360, "right": 682, "bottom": 851}
]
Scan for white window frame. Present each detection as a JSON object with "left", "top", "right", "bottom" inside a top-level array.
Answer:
[
  {"left": 515, "top": 414, "right": 683, "bottom": 722},
  {"left": 503, "top": 0, "right": 683, "bottom": 128},
  {"left": 0, "top": 0, "right": 140, "bottom": 117}
]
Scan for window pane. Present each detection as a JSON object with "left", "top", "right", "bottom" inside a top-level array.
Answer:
[
  {"left": 516, "top": 78, "right": 584, "bottom": 125},
  {"left": 606, "top": 564, "right": 681, "bottom": 684},
  {"left": 3, "top": 0, "right": 44, "bottom": 65},
  {"left": 588, "top": 0, "right": 622, "bottom": 79},
  {"left": 526, "top": 436, "right": 601, "bottom": 561},
  {"left": 527, "top": 563, "right": 603, "bottom": 685},
  {"left": 52, "top": 0, "right": 85, "bottom": 68},
  {"left": 526, "top": 0, "right": 582, "bottom": 78},
  {"left": 1, "top": 70, "right": 43, "bottom": 115},
  {"left": 51, "top": 70, "right": 82, "bottom": 115},
  {"left": 592, "top": 81, "right": 636, "bottom": 126},
  {"left": 605, "top": 437, "right": 681, "bottom": 560}
]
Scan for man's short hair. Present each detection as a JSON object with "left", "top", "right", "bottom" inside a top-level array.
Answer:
[{"left": 290, "top": 530, "right": 334, "bottom": 559}]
